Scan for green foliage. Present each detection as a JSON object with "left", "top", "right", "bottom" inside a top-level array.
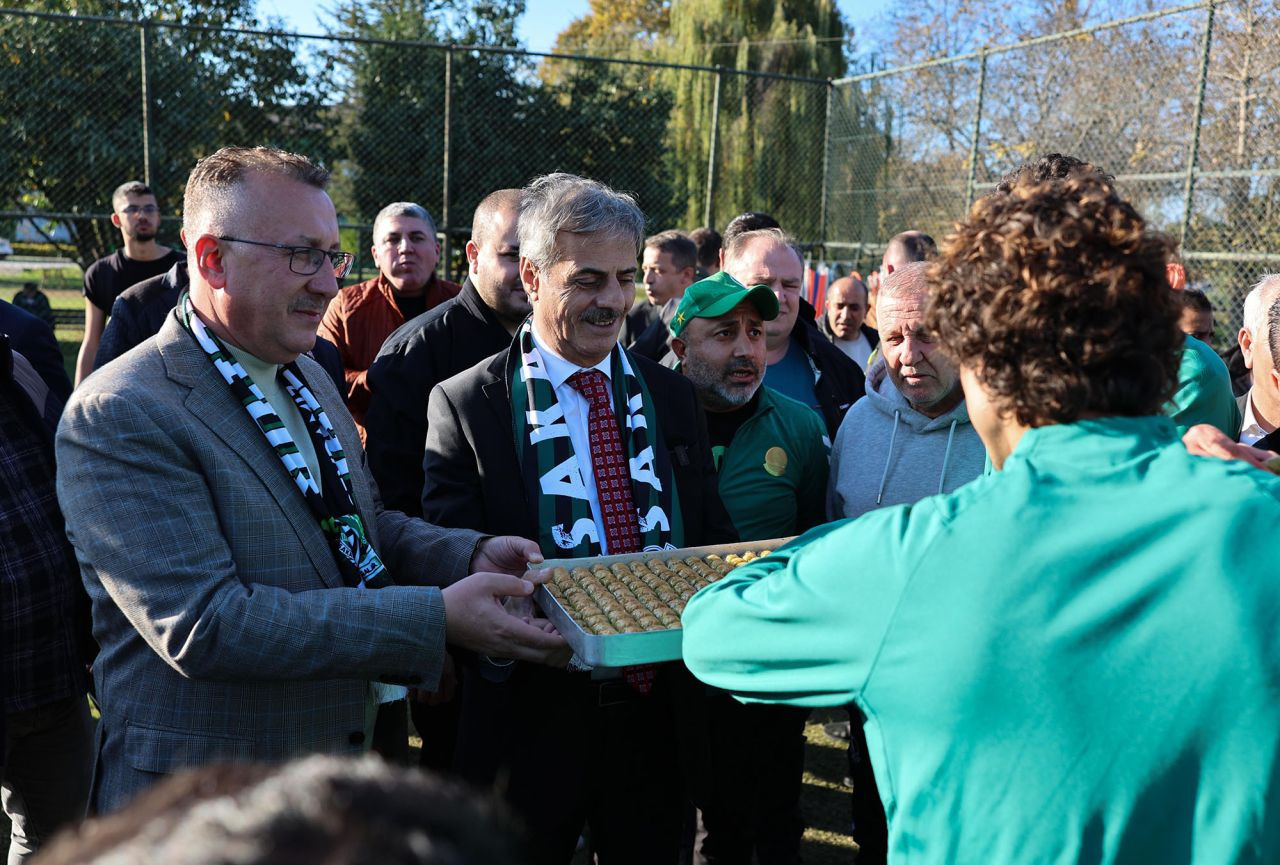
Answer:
[{"left": 0, "top": 1, "right": 334, "bottom": 269}]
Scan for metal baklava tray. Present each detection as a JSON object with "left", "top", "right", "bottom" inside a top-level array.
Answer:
[{"left": 530, "top": 538, "right": 794, "bottom": 667}]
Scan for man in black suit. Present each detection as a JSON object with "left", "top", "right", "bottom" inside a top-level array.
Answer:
[
  {"left": 365, "top": 188, "right": 528, "bottom": 517},
  {"left": 423, "top": 173, "right": 736, "bottom": 865},
  {"left": 363, "top": 189, "right": 528, "bottom": 769}
]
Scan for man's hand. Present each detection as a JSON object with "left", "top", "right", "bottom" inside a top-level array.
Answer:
[
  {"left": 1182, "top": 423, "right": 1278, "bottom": 471},
  {"left": 471, "top": 536, "right": 543, "bottom": 576},
  {"left": 441, "top": 572, "right": 570, "bottom": 667}
]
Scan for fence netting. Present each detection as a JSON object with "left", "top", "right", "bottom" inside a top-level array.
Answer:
[{"left": 3, "top": 3, "right": 1279, "bottom": 335}]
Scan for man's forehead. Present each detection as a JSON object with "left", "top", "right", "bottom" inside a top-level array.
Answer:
[
  {"left": 829, "top": 281, "right": 865, "bottom": 304},
  {"left": 119, "top": 192, "right": 157, "bottom": 208},
  {"left": 377, "top": 215, "right": 433, "bottom": 239},
  {"left": 239, "top": 175, "right": 339, "bottom": 245},
  {"left": 877, "top": 292, "right": 926, "bottom": 328},
  {"left": 554, "top": 230, "right": 637, "bottom": 269}
]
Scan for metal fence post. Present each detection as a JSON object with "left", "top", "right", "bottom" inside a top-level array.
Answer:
[
  {"left": 703, "top": 68, "right": 723, "bottom": 230},
  {"left": 1180, "top": 1, "right": 1216, "bottom": 249},
  {"left": 441, "top": 44, "right": 454, "bottom": 281},
  {"left": 965, "top": 47, "right": 988, "bottom": 211},
  {"left": 139, "top": 22, "right": 153, "bottom": 187},
  {"left": 818, "top": 80, "right": 833, "bottom": 255}
]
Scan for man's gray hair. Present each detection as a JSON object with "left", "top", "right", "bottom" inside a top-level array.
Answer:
[
  {"left": 518, "top": 173, "right": 644, "bottom": 270},
  {"left": 373, "top": 202, "right": 436, "bottom": 242},
  {"left": 1241, "top": 273, "right": 1280, "bottom": 335},
  {"left": 877, "top": 261, "right": 930, "bottom": 317},
  {"left": 721, "top": 227, "right": 803, "bottom": 268}
]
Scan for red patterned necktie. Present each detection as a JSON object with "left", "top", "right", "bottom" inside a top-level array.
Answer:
[
  {"left": 567, "top": 369, "right": 642, "bottom": 555},
  {"left": 567, "top": 369, "right": 656, "bottom": 695}
]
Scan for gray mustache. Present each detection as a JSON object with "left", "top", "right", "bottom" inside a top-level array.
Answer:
[{"left": 581, "top": 309, "right": 620, "bottom": 325}]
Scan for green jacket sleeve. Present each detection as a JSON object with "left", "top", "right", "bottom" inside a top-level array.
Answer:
[
  {"left": 1166, "top": 337, "right": 1241, "bottom": 438},
  {"left": 682, "top": 509, "right": 919, "bottom": 708}
]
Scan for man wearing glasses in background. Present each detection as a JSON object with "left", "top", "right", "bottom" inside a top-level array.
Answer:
[
  {"left": 55, "top": 146, "right": 569, "bottom": 815},
  {"left": 76, "top": 181, "right": 185, "bottom": 386}
]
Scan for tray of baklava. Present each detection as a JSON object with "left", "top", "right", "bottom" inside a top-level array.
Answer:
[{"left": 530, "top": 538, "right": 794, "bottom": 667}]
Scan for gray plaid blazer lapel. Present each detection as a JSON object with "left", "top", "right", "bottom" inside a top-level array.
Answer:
[{"left": 156, "top": 314, "right": 347, "bottom": 589}]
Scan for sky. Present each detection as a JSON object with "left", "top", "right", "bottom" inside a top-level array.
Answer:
[{"left": 255, "top": 0, "right": 895, "bottom": 55}]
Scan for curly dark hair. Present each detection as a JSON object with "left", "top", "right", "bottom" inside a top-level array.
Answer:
[
  {"left": 993, "top": 153, "right": 1114, "bottom": 195},
  {"left": 925, "top": 173, "right": 1183, "bottom": 427}
]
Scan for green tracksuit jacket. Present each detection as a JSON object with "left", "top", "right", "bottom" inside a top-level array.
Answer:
[
  {"left": 714, "top": 386, "right": 830, "bottom": 542},
  {"left": 684, "top": 415, "right": 1280, "bottom": 865}
]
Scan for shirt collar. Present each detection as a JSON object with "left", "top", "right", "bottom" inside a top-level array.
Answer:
[
  {"left": 1241, "top": 392, "right": 1269, "bottom": 444},
  {"left": 530, "top": 323, "right": 613, "bottom": 390}
]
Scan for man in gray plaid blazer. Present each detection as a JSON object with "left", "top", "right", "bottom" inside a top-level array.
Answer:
[{"left": 56, "top": 146, "right": 567, "bottom": 815}]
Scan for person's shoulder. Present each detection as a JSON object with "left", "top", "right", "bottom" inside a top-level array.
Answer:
[
  {"left": 1181, "top": 335, "right": 1231, "bottom": 380},
  {"left": 334, "top": 276, "right": 384, "bottom": 310},
  {"left": 84, "top": 250, "right": 122, "bottom": 280},
  {"left": 116, "top": 271, "right": 173, "bottom": 305},
  {"left": 437, "top": 343, "right": 509, "bottom": 397},
  {"left": 68, "top": 337, "right": 168, "bottom": 412},
  {"left": 0, "top": 297, "right": 43, "bottom": 333},
  {"left": 380, "top": 295, "right": 462, "bottom": 356},
  {"left": 761, "top": 386, "right": 825, "bottom": 432}
]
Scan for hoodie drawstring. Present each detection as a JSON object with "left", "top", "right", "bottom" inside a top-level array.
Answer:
[
  {"left": 937, "top": 418, "right": 958, "bottom": 495},
  {"left": 876, "top": 410, "right": 901, "bottom": 506}
]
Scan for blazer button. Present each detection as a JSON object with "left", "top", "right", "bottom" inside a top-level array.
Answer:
[{"left": 349, "top": 731, "right": 366, "bottom": 746}]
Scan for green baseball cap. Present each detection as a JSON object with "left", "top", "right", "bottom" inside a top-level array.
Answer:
[{"left": 669, "top": 271, "right": 779, "bottom": 338}]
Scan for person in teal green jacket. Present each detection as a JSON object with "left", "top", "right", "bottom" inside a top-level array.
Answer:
[
  {"left": 669, "top": 270, "right": 831, "bottom": 864},
  {"left": 1167, "top": 331, "right": 1240, "bottom": 437},
  {"left": 683, "top": 173, "right": 1280, "bottom": 865}
]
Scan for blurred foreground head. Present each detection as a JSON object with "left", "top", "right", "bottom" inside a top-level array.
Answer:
[
  {"left": 926, "top": 172, "right": 1183, "bottom": 428},
  {"left": 34, "top": 756, "right": 527, "bottom": 865}
]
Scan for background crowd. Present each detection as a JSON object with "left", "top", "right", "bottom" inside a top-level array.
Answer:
[{"left": 0, "top": 147, "right": 1276, "bottom": 865}]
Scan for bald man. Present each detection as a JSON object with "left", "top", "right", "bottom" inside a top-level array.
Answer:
[{"left": 819, "top": 275, "right": 878, "bottom": 372}]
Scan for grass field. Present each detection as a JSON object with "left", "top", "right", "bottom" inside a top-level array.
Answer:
[{"left": 3, "top": 268, "right": 84, "bottom": 382}]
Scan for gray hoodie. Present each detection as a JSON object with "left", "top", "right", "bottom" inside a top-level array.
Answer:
[{"left": 827, "top": 356, "right": 987, "bottom": 520}]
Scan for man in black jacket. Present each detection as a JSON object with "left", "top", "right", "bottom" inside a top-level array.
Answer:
[
  {"left": 365, "top": 189, "right": 527, "bottom": 517},
  {"left": 724, "top": 227, "right": 865, "bottom": 439},
  {"left": 423, "top": 173, "right": 735, "bottom": 865}
]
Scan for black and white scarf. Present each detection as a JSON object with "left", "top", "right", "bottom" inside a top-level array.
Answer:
[
  {"left": 179, "top": 294, "right": 389, "bottom": 590},
  {"left": 508, "top": 319, "right": 683, "bottom": 558}
]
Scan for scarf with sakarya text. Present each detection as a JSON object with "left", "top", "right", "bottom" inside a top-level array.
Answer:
[{"left": 508, "top": 319, "right": 683, "bottom": 558}]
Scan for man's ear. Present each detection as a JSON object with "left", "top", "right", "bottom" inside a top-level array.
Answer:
[
  {"left": 110, "top": 212, "right": 123, "bottom": 230},
  {"left": 194, "top": 235, "right": 227, "bottom": 289},
  {"left": 671, "top": 335, "right": 687, "bottom": 362},
  {"left": 520, "top": 256, "right": 540, "bottom": 302},
  {"left": 1240, "top": 327, "right": 1255, "bottom": 370},
  {"left": 1270, "top": 366, "right": 1280, "bottom": 396},
  {"left": 465, "top": 240, "right": 480, "bottom": 274},
  {"left": 680, "top": 266, "right": 697, "bottom": 288}
]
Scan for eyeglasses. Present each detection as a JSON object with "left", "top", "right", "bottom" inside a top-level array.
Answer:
[
  {"left": 121, "top": 205, "right": 159, "bottom": 216},
  {"left": 217, "top": 236, "right": 355, "bottom": 279}
]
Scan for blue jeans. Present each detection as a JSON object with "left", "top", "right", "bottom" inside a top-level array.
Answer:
[{"left": 2, "top": 696, "right": 94, "bottom": 864}]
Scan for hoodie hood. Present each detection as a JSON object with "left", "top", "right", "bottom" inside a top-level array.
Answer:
[{"left": 827, "top": 356, "right": 987, "bottom": 520}]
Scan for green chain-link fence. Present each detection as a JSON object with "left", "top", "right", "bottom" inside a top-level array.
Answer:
[
  {"left": 824, "top": 0, "right": 1280, "bottom": 337},
  {"left": 4, "top": 3, "right": 1279, "bottom": 337}
]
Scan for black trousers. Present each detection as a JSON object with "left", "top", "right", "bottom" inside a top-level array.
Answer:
[
  {"left": 499, "top": 664, "right": 690, "bottom": 865},
  {"left": 685, "top": 688, "right": 807, "bottom": 865},
  {"left": 848, "top": 707, "right": 887, "bottom": 864}
]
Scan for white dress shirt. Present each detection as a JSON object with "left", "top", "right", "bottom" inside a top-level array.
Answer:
[
  {"left": 1239, "top": 392, "right": 1273, "bottom": 445},
  {"left": 530, "top": 325, "right": 616, "bottom": 553}
]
